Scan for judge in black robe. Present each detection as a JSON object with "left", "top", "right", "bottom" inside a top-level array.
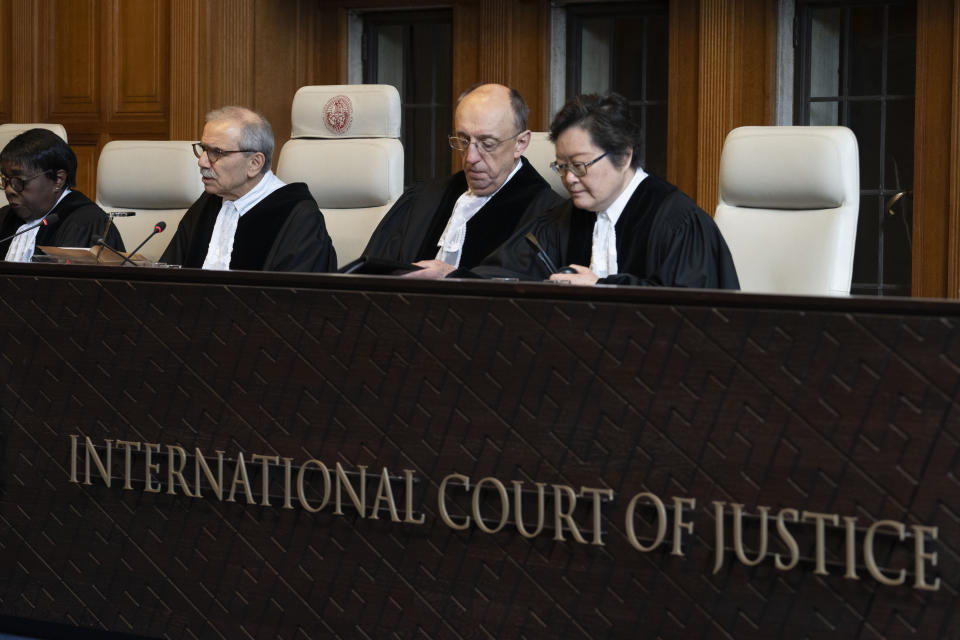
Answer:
[
  {"left": 473, "top": 92, "right": 739, "bottom": 290},
  {"left": 475, "top": 173, "right": 739, "bottom": 288},
  {"left": 0, "top": 127, "right": 124, "bottom": 262},
  {"left": 0, "top": 190, "right": 125, "bottom": 259},
  {"left": 160, "top": 182, "right": 337, "bottom": 272},
  {"left": 361, "top": 83, "right": 564, "bottom": 278},
  {"left": 361, "top": 155, "right": 563, "bottom": 270}
]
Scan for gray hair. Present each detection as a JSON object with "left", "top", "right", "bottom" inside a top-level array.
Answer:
[{"left": 205, "top": 106, "right": 274, "bottom": 173}]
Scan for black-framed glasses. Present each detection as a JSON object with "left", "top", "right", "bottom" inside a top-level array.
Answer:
[
  {"left": 192, "top": 142, "right": 257, "bottom": 163},
  {"left": 0, "top": 170, "right": 51, "bottom": 193},
  {"left": 550, "top": 152, "right": 610, "bottom": 177},
  {"left": 448, "top": 131, "right": 524, "bottom": 154}
]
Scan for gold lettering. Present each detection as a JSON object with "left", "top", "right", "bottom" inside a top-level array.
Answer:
[
  {"left": 512, "top": 481, "right": 546, "bottom": 539},
  {"left": 282, "top": 457, "right": 294, "bottom": 510},
  {"left": 193, "top": 448, "right": 224, "bottom": 500},
  {"left": 774, "top": 508, "right": 800, "bottom": 571},
  {"left": 713, "top": 501, "right": 726, "bottom": 574},
  {"left": 553, "top": 485, "right": 586, "bottom": 543},
  {"left": 226, "top": 452, "right": 255, "bottom": 504},
  {"left": 296, "top": 459, "right": 330, "bottom": 513},
  {"left": 625, "top": 492, "right": 666, "bottom": 553},
  {"left": 403, "top": 469, "right": 425, "bottom": 524},
  {"left": 473, "top": 477, "right": 509, "bottom": 534},
  {"left": 843, "top": 516, "right": 859, "bottom": 580},
  {"left": 251, "top": 454, "right": 279, "bottom": 507},
  {"left": 165, "top": 445, "right": 195, "bottom": 497},
  {"left": 671, "top": 497, "right": 695, "bottom": 556},
  {"left": 334, "top": 463, "right": 367, "bottom": 517},
  {"left": 732, "top": 504, "right": 770, "bottom": 566},
  {"left": 864, "top": 520, "right": 906, "bottom": 586},
  {"left": 438, "top": 473, "right": 470, "bottom": 530},
  {"left": 911, "top": 525, "right": 940, "bottom": 591},
  {"left": 114, "top": 440, "right": 140, "bottom": 490},
  {"left": 370, "top": 467, "right": 402, "bottom": 522},
  {"left": 143, "top": 442, "right": 161, "bottom": 493},
  {"left": 68, "top": 435, "right": 79, "bottom": 483},
  {"left": 83, "top": 437, "right": 113, "bottom": 487},
  {"left": 580, "top": 487, "right": 613, "bottom": 546},
  {"left": 801, "top": 511, "right": 839, "bottom": 575}
]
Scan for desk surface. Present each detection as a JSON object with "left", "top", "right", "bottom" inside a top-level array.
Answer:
[{"left": 0, "top": 264, "right": 957, "bottom": 639}]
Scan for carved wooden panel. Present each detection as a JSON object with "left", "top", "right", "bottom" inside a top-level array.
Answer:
[
  {"left": 0, "top": 0, "right": 11, "bottom": 123},
  {"left": 47, "top": 0, "right": 100, "bottom": 118},
  {"left": 105, "top": 0, "right": 169, "bottom": 120}
]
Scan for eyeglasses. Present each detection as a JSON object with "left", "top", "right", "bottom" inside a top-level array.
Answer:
[
  {"left": 0, "top": 170, "right": 51, "bottom": 193},
  {"left": 448, "top": 131, "right": 523, "bottom": 154},
  {"left": 192, "top": 142, "right": 256, "bottom": 163},
  {"left": 550, "top": 152, "right": 610, "bottom": 178}
]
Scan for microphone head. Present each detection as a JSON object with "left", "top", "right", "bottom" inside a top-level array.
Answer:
[
  {"left": 92, "top": 235, "right": 105, "bottom": 245},
  {"left": 155, "top": 221, "right": 167, "bottom": 233},
  {"left": 43, "top": 213, "right": 60, "bottom": 226}
]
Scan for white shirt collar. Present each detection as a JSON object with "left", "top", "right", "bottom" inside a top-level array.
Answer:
[
  {"left": 230, "top": 170, "right": 285, "bottom": 216},
  {"left": 601, "top": 167, "right": 647, "bottom": 225}
]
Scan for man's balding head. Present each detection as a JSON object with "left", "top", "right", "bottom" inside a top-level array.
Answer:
[{"left": 452, "top": 84, "right": 531, "bottom": 196}]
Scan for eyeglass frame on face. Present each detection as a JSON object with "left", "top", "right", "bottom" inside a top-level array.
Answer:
[
  {"left": 550, "top": 152, "right": 610, "bottom": 178},
  {"left": 0, "top": 170, "right": 52, "bottom": 193},
  {"left": 192, "top": 142, "right": 257, "bottom": 163},
  {"left": 448, "top": 131, "right": 525, "bottom": 154}
]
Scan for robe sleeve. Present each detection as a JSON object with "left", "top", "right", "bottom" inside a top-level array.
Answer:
[
  {"left": 159, "top": 197, "right": 204, "bottom": 267},
  {"left": 263, "top": 199, "right": 338, "bottom": 273},
  {"left": 361, "top": 182, "right": 426, "bottom": 263},
  {"left": 50, "top": 200, "right": 125, "bottom": 251},
  {"left": 462, "top": 204, "right": 571, "bottom": 281}
]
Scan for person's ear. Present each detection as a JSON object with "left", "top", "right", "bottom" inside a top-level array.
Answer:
[
  {"left": 247, "top": 152, "right": 266, "bottom": 177},
  {"left": 514, "top": 129, "right": 531, "bottom": 158}
]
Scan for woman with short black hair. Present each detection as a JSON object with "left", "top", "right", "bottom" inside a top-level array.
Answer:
[
  {"left": 0, "top": 128, "right": 124, "bottom": 262},
  {"left": 476, "top": 93, "right": 739, "bottom": 289}
]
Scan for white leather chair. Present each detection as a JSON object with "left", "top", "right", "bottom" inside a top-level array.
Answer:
[
  {"left": 714, "top": 126, "right": 860, "bottom": 296},
  {"left": 276, "top": 84, "right": 404, "bottom": 267},
  {"left": 95, "top": 140, "right": 204, "bottom": 262},
  {"left": 0, "top": 123, "right": 69, "bottom": 207},
  {"left": 523, "top": 132, "right": 567, "bottom": 198}
]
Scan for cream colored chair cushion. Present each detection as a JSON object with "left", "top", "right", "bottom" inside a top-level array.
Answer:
[
  {"left": 714, "top": 126, "right": 860, "bottom": 296},
  {"left": 0, "top": 123, "right": 69, "bottom": 207},
  {"left": 277, "top": 85, "right": 404, "bottom": 267},
  {"left": 523, "top": 132, "right": 567, "bottom": 198},
  {"left": 96, "top": 140, "right": 204, "bottom": 261}
]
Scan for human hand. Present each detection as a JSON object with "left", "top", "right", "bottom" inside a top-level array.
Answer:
[
  {"left": 548, "top": 264, "right": 599, "bottom": 285},
  {"left": 402, "top": 259, "right": 457, "bottom": 279}
]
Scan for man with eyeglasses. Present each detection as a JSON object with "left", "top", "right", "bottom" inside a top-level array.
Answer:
[
  {"left": 0, "top": 128, "right": 125, "bottom": 262},
  {"left": 160, "top": 106, "right": 336, "bottom": 272},
  {"left": 473, "top": 93, "right": 739, "bottom": 289},
  {"left": 361, "top": 83, "right": 563, "bottom": 278}
]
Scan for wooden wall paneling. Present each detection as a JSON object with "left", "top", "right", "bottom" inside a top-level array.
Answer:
[
  {"left": 912, "top": 0, "right": 957, "bottom": 298},
  {"left": 46, "top": 0, "right": 100, "bottom": 127},
  {"left": 0, "top": 0, "right": 12, "bottom": 123},
  {"left": 452, "top": 2, "right": 481, "bottom": 98},
  {"left": 667, "top": 0, "right": 700, "bottom": 197},
  {"left": 507, "top": 0, "right": 551, "bottom": 130},
  {"left": 103, "top": 0, "right": 169, "bottom": 134},
  {"left": 731, "top": 0, "right": 775, "bottom": 128},
  {"left": 204, "top": 0, "right": 254, "bottom": 110},
  {"left": 478, "top": 0, "right": 510, "bottom": 84},
  {"left": 695, "top": 0, "right": 734, "bottom": 213},
  {"left": 314, "top": 4, "right": 345, "bottom": 85},
  {"left": 951, "top": 0, "right": 960, "bottom": 298},
  {"left": 252, "top": 0, "right": 319, "bottom": 151},
  {"left": 169, "top": 0, "right": 204, "bottom": 139},
  {"left": 9, "top": 0, "right": 42, "bottom": 122}
]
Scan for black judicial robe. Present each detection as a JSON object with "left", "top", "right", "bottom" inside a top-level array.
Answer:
[
  {"left": 160, "top": 182, "right": 337, "bottom": 272},
  {"left": 0, "top": 190, "right": 125, "bottom": 258},
  {"left": 361, "top": 156, "right": 564, "bottom": 270},
  {"left": 474, "top": 174, "right": 741, "bottom": 289}
]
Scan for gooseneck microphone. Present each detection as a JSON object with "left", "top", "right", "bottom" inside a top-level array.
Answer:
[
  {"left": 93, "top": 235, "right": 134, "bottom": 266},
  {"left": 0, "top": 213, "right": 61, "bottom": 245},
  {"left": 124, "top": 221, "right": 167, "bottom": 264},
  {"left": 524, "top": 232, "right": 561, "bottom": 275}
]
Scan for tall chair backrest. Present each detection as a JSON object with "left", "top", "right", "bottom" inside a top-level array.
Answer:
[
  {"left": 523, "top": 132, "right": 567, "bottom": 198},
  {"left": 96, "top": 140, "right": 204, "bottom": 262},
  {"left": 0, "top": 123, "right": 69, "bottom": 207},
  {"left": 714, "top": 126, "right": 860, "bottom": 296},
  {"left": 276, "top": 84, "right": 404, "bottom": 267}
]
